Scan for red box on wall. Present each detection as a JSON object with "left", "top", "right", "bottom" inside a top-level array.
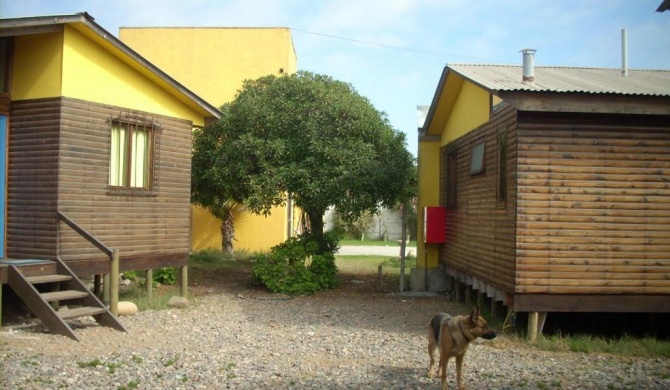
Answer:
[{"left": 423, "top": 207, "right": 446, "bottom": 244}]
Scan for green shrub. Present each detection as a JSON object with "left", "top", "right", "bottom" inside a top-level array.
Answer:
[
  {"left": 153, "top": 267, "right": 177, "bottom": 285},
  {"left": 252, "top": 235, "right": 338, "bottom": 294},
  {"left": 121, "top": 271, "right": 138, "bottom": 281}
]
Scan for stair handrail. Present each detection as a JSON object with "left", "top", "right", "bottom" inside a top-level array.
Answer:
[
  {"left": 57, "top": 211, "right": 113, "bottom": 257},
  {"left": 57, "top": 211, "right": 119, "bottom": 315}
]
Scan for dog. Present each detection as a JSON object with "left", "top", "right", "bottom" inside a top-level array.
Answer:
[{"left": 428, "top": 306, "right": 497, "bottom": 390}]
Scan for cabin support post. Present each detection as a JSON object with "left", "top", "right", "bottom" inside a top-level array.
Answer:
[
  {"left": 49, "top": 281, "right": 61, "bottom": 311},
  {"left": 455, "top": 280, "right": 463, "bottom": 302},
  {"left": 103, "top": 274, "right": 110, "bottom": 304},
  {"left": 527, "top": 311, "right": 547, "bottom": 342},
  {"left": 528, "top": 312, "right": 538, "bottom": 342},
  {"left": 180, "top": 265, "right": 188, "bottom": 298},
  {"left": 465, "top": 285, "right": 472, "bottom": 305},
  {"left": 0, "top": 285, "right": 3, "bottom": 327},
  {"left": 110, "top": 249, "right": 119, "bottom": 316},
  {"left": 145, "top": 269, "right": 153, "bottom": 303},
  {"left": 648, "top": 313, "right": 658, "bottom": 337},
  {"left": 94, "top": 275, "right": 102, "bottom": 297},
  {"left": 491, "top": 299, "right": 500, "bottom": 318},
  {"left": 477, "top": 290, "right": 485, "bottom": 309}
]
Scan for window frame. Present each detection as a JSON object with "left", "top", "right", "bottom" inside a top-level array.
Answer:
[
  {"left": 469, "top": 139, "right": 486, "bottom": 176},
  {"left": 0, "top": 37, "right": 14, "bottom": 96},
  {"left": 496, "top": 125, "right": 508, "bottom": 206},
  {"left": 108, "top": 114, "right": 159, "bottom": 196},
  {"left": 446, "top": 148, "right": 457, "bottom": 210}
]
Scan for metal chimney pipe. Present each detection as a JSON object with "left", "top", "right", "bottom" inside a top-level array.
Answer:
[
  {"left": 521, "top": 49, "right": 537, "bottom": 82},
  {"left": 621, "top": 28, "right": 628, "bottom": 77}
]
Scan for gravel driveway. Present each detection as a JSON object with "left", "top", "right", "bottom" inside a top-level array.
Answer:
[{"left": 1, "top": 267, "right": 668, "bottom": 389}]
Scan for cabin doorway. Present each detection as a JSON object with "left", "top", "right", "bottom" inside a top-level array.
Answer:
[{"left": 0, "top": 114, "right": 5, "bottom": 257}]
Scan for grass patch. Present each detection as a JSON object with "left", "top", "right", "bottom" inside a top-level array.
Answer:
[
  {"left": 78, "top": 358, "right": 102, "bottom": 368},
  {"left": 189, "top": 249, "right": 259, "bottom": 271},
  {"left": 118, "top": 284, "right": 181, "bottom": 312},
  {"left": 335, "top": 255, "right": 415, "bottom": 275},
  {"left": 189, "top": 249, "right": 415, "bottom": 282},
  {"left": 533, "top": 333, "right": 670, "bottom": 358},
  {"left": 339, "top": 239, "right": 416, "bottom": 247}
]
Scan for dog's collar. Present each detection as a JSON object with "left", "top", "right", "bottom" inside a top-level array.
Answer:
[{"left": 458, "top": 320, "right": 477, "bottom": 342}]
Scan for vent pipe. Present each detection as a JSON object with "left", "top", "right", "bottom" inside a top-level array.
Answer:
[
  {"left": 621, "top": 28, "right": 628, "bottom": 77},
  {"left": 521, "top": 48, "right": 537, "bottom": 82}
]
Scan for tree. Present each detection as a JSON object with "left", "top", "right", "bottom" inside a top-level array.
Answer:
[{"left": 191, "top": 71, "right": 416, "bottom": 254}]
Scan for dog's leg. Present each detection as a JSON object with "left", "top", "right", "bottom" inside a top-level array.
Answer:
[
  {"left": 428, "top": 333, "right": 436, "bottom": 378},
  {"left": 439, "top": 353, "right": 449, "bottom": 390},
  {"left": 455, "top": 354, "right": 465, "bottom": 390}
]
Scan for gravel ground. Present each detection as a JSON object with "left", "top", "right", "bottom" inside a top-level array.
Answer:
[{"left": 1, "top": 269, "right": 669, "bottom": 390}]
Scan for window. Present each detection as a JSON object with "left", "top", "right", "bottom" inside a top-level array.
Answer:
[
  {"left": 497, "top": 126, "right": 507, "bottom": 205},
  {"left": 446, "top": 149, "right": 457, "bottom": 209},
  {"left": 470, "top": 140, "right": 486, "bottom": 175},
  {"left": 109, "top": 116, "right": 158, "bottom": 192}
]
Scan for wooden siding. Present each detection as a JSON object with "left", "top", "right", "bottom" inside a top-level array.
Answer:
[
  {"left": 57, "top": 97, "right": 192, "bottom": 273},
  {"left": 515, "top": 112, "right": 670, "bottom": 295},
  {"left": 6, "top": 97, "right": 193, "bottom": 275},
  {"left": 0, "top": 94, "right": 10, "bottom": 113},
  {"left": 7, "top": 98, "right": 60, "bottom": 259},
  {"left": 439, "top": 104, "right": 518, "bottom": 293}
]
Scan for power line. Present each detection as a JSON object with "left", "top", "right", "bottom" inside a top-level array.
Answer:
[{"left": 291, "top": 28, "right": 510, "bottom": 64}]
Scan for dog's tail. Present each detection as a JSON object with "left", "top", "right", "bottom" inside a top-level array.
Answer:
[{"left": 430, "top": 313, "right": 452, "bottom": 342}]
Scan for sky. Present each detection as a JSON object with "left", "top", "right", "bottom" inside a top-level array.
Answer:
[{"left": 1, "top": 0, "right": 669, "bottom": 157}]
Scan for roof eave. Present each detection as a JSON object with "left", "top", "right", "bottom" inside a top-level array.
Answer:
[{"left": 419, "top": 65, "right": 449, "bottom": 137}]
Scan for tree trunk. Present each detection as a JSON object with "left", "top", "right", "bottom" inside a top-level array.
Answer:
[
  {"left": 307, "top": 210, "right": 327, "bottom": 254},
  {"left": 221, "top": 214, "right": 235, "bottom": 255}
]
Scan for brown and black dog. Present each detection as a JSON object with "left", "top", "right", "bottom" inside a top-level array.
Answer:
[{"left": 428, "top": 306, "right": 496, "bottom": 390}]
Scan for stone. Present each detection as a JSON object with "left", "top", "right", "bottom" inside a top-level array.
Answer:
[
  {"left": 167, "top": 296, "right": 189, "bottom": 309},
  {"left": 117, "top": 301, "right": 138, "bottom": 316}
]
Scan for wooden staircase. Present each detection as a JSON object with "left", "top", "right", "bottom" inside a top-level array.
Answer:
[{"left": 7, "top": 257, "right": 127, "bottom": 341}]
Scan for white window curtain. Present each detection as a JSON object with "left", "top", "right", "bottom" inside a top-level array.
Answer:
[
  {"left": 109, "top": 124, "right": 128, "bottom": 186},
  {"left": 130, "top": 129, "right": 150, "bottom": 188}
]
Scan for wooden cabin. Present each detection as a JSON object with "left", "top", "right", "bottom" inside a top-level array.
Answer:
[
  {"left": 0, "top": 13, "right": 220, "bottom": 339},
  {"left": 417, "top": 57, "right": 670, "bottom": 337}
]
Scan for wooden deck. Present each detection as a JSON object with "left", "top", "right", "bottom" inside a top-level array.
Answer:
[{"left": 0, "top": 259, "right": 56, "bottom": 284}]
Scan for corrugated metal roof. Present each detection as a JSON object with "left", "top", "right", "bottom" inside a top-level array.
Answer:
[{"left": 448, "top": 64, "right": 670, "bottom": 96}]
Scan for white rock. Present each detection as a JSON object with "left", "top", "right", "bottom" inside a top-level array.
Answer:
[{"left": 117, "top": 301, "right": 138, "bottom": 316}]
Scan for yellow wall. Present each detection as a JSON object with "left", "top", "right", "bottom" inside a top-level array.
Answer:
[
  {"left": 120, "top": 27, "right": 298, "bottom": 252},
  {"left": 61, "top": 26, "right": 205, "bottom": 126},
  {"left": 441, "top": 81, "right": 491, "bottom": 146},
  {"left": 416, "top": 140, "right": 441, "bottom": 269},
  {"left": 119, "top": 28, "right": 297, "bottom": 107},
  {"left": 11, "top": 27, "right": 207, "bottom": 126},
  {"left": 191, "top": 203, "right": 299, "bottom": 252},
  {"left": 417, "top": 78, "right": 492, "bottom": 268},
  {"left": 12, "top": 33, "right": 64, "bottom": 99}
]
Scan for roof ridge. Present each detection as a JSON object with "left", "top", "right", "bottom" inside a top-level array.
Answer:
[{"left": 449, "top": 64, "right": 670, "bottom": 72}]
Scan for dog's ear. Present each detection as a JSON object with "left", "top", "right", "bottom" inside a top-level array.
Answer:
[{"left": 470, "top": 306, "right": 480, "bottom": 322}]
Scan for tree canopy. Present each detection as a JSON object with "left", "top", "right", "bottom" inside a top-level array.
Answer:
[{"left": 192, "top": 71, "right": 416, "bottom": 253}]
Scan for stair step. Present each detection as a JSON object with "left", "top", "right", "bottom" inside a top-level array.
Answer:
[
  {"left": 41, "top": 290, "right": 90, "bottom": 302},
  {"left": 58, "top": 306, "right": 107, "bottom": 320},
  {"left": 25, "top": 274, "right": 72, "bottom": 284}
]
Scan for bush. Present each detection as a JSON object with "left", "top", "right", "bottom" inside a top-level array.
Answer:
[
  {"left": 252, "top": 235, "right": 338, "bottom": 294},
  {"left": 153, "top": 267, "right": 178, "bottom": 285},
  {"left": 121, "top": 268, "right": 177, "bottom": 287}
]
